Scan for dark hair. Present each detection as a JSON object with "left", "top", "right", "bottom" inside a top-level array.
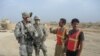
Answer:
[
  {"left": 60, "top": 18, "right": 66, "bottom": 24},
  {"left": 71, "top": 18, "right": 80, "bottom": 24}
]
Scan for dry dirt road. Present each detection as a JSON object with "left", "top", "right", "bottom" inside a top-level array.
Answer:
[{"left": 0, "top": 31, "right": 100, "bottom": 56}]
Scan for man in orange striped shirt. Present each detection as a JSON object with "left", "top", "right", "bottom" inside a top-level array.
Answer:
[
  {"left": 66, "top": 18, "right": 84, "bottom": 56},
  {"left": 50, "top": 18, "right": 67, "bottom": 56}
]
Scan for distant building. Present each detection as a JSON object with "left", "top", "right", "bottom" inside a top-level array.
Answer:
[{"left": 0, "top": 19, "right": 15, "bottom": 30}]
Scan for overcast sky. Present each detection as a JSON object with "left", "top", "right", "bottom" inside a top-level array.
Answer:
[{"left": 0, "top": 0, "right": 100, "bottom": 23}]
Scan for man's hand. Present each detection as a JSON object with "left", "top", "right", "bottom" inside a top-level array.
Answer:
[{"left": 42, "top": 36, "right": 46, "bottom": 42}]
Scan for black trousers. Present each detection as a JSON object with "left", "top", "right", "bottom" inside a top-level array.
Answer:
[{"left": 66, "top": 50, "right": 78, "bottom": 56}]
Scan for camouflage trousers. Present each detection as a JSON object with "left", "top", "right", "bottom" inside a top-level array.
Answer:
[
  {"left": 54, "top": 44, "right": 65, "bottom": 56},
  {"left": 33, "top": 42, "right": 47, "bottom": 56},
  {"left": 19, "top": 41, "right": 33, "bottom": 56}
]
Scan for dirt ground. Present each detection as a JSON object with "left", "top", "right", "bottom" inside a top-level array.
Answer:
[{"left": 0, "top": 30, "right": 100, "bottom": 56}]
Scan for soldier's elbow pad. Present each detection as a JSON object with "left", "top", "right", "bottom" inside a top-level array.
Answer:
[{"left": 16, "top": 37, "right": 20, "bottom": 41}]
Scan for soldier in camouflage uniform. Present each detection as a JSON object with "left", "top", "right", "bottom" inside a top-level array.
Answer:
[
  {"left": 14, "top": 12, "right": 35, "bottom": 56},
  {"left": 33, "top": 16, "right": 48, "bottom": 56}
]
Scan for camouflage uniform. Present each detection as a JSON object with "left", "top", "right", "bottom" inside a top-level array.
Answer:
[
  {"left": 33, "top": 16, "right": 48, "bottom": 56},
  {"left": 14, "top": 12, "right": 35, "bottom": 56}
]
